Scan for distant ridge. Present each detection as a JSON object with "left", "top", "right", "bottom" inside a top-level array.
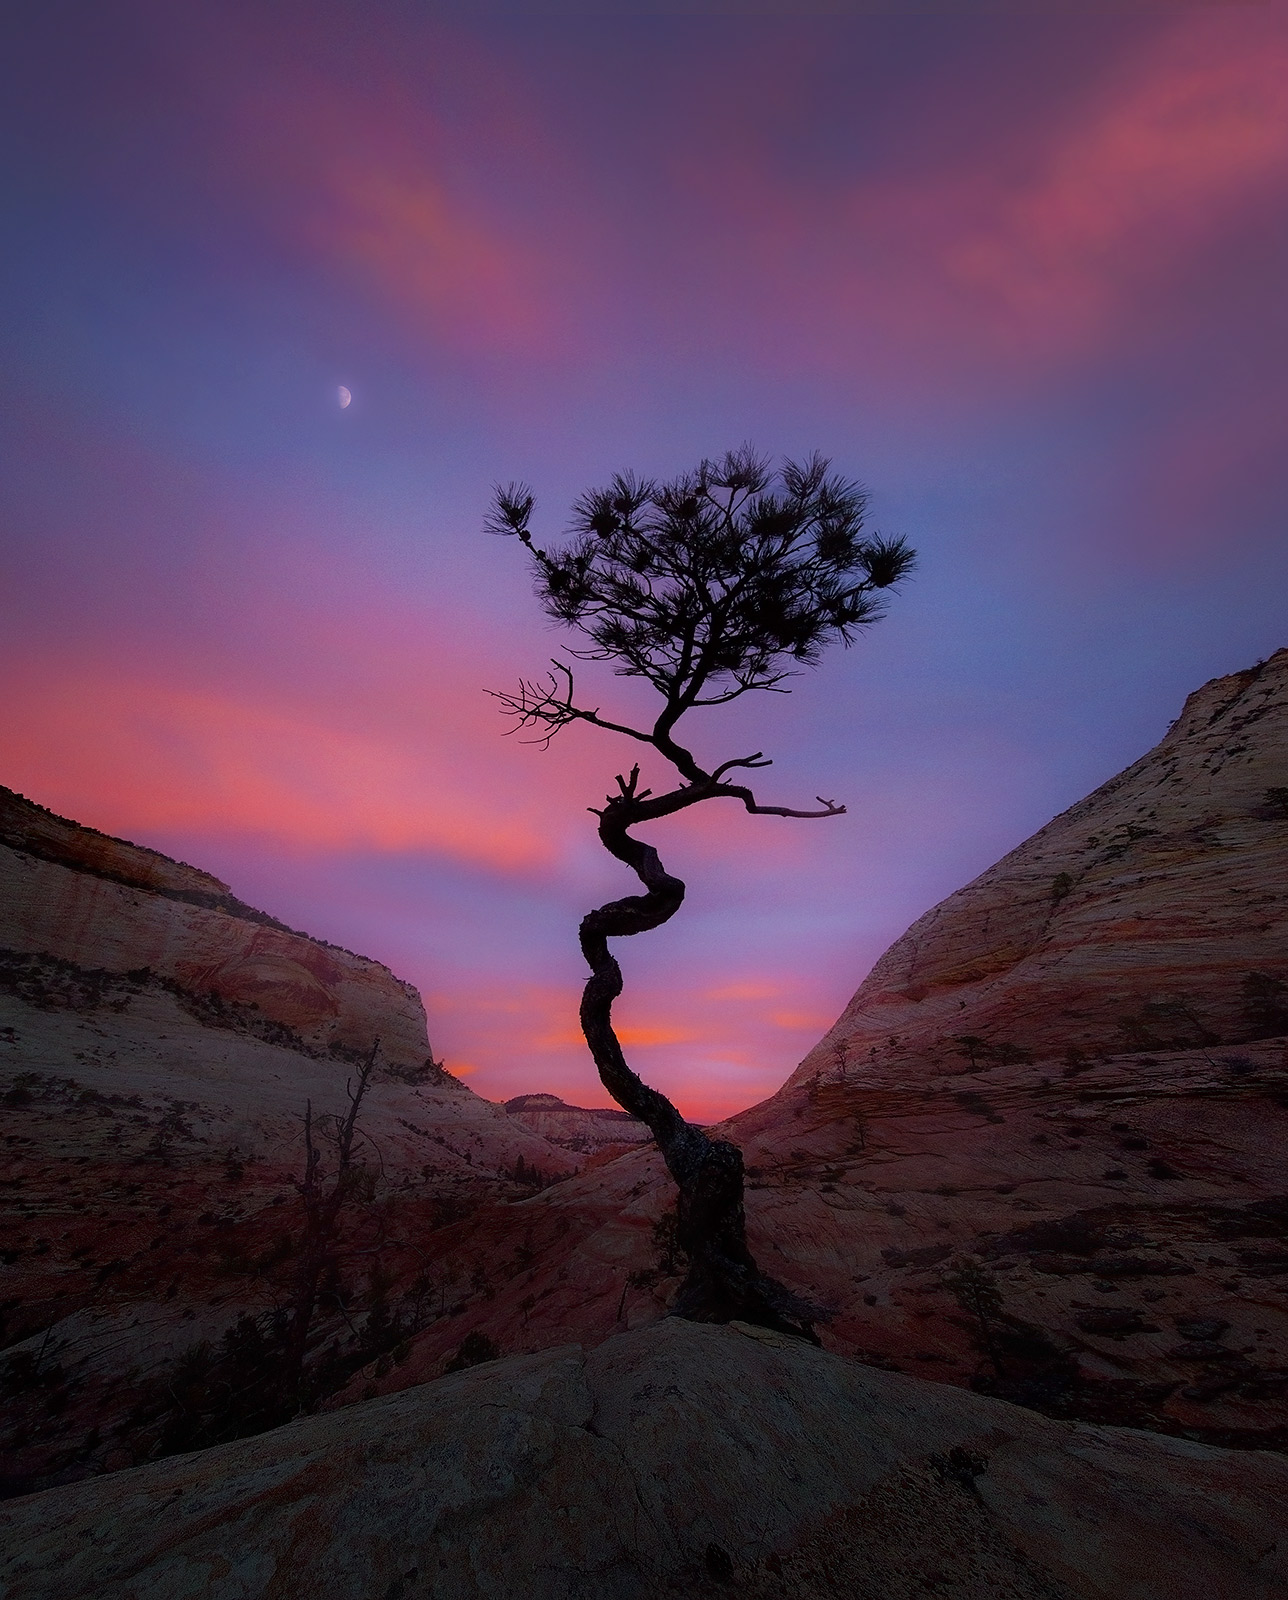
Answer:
[{"left": 505, "top": 1092, "right": 638, "bottom": 1122}]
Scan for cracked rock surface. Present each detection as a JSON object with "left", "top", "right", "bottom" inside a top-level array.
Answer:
[{"left": 3, "top": 1318, "right": 1287, "bottom": 1600}]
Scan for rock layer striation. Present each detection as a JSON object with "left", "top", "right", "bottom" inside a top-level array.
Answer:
[
  {"left": 0, "top": 786, "right": 430, "bottom": 1072},
  {"left": 798, "top": 649, "right": 1288, "bottom": 1081}
]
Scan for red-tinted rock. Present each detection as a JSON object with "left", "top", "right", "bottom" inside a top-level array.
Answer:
[{"left": 0, "top": 785, "right": 430, "bottom": 1070}]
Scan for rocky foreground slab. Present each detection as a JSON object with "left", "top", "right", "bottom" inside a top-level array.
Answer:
[{"left": 2, "top": 1317, "right": 1285, "bottom": 1600}]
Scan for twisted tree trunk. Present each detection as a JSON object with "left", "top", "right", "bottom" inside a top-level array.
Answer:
[{"left": 580, "top": 794, "right": 820, "bottom": 1340}]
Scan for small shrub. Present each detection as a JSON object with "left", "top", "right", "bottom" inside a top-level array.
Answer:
[
  {"left": 942, "top": 1256, "right": 1005, "bottom": 1371},
  {"left": 1242, "top": 972, "right": 1288, "bottom": 1038},
  {"left": 444, "top": 1331, "right": 500, "bottom": 1373}
]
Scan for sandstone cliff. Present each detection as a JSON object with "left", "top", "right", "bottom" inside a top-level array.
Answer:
[
  {"left": 0, "top": 785, "right": 431, "bottom": 1072},
  {"left": 3, "top": 1319, "right": 1284, "bottom": 1600},
  {"left": 5, "top": 651, "right": 1285, "bottom": 1501},
  {"left": 798, "top": 647, "right": 1288, "bottom": 1082},
  {"left": 0, "top": 789, "right": 575, "bottom": 1495}
]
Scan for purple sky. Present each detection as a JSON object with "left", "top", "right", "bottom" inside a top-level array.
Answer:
[{"left": 2, "top": 1, "right": 1286, "bottom": 1118}]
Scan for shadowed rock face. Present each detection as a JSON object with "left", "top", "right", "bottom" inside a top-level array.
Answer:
[
  {"left": 343, "top": 652, "right": 1288, "bottom": 1450},
  {"left": 3, "top": 1319, "right": 1285, "bottom": 1600}
]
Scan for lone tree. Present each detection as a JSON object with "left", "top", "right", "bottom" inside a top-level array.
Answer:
[{"left": 488, "top": 446, "right": 914, "bottom": 1338}]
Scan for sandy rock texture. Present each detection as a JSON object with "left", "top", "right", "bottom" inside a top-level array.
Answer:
[
  {"left": 3, "top": 1318, "right": 1286, "bottom": 1600},
  {"left": 4, "top": 650, "right": 1284, "bottom": 1500},
  {"left": 349, "top": 653, "right": 1288, "bottom": 1449}
]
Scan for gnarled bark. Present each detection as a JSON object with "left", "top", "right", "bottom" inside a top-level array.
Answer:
[{"left": 579, "top": 784, "right": 821, "bottom": 1341}]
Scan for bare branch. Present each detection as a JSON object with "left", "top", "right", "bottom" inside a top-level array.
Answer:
[
  {"left": 719, "top": 783, "right": 846, "bottom": 820},
  {"left": 614, "top": 765, "right": 652, "bottom": 801},
  {"left": 486, "top": 660, "right": 657, "bottom": 750},
  {"left": 690, "top": 671, "right": 797, "bottom": 707},
  {"left": 336, "top": 1037, "right": 380, "bottom": 1174},
  {"left": 710, "top": 752, "right": 772, "bottom": 781}
]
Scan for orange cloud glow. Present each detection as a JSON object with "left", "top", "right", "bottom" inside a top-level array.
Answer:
[
  {"left": 612, "top": 1024, "right": 698, "bottom": 1048},
  {"left": 705, "top": 981, "right": 783, "bottom": 1002},
  {"left": 420, "top": 963, "right": 840, "bottom": 1122},
  {"left": 769, "top": 1010, "right": 834, "bottom": 1032}
]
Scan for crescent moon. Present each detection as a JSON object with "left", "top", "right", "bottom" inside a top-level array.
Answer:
[{"left": 338, "top": 385, "right": 352, "bottom": 409}]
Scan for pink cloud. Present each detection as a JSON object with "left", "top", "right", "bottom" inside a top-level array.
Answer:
[
  {"left": 71, "top": 3, "right": 585, "bottom": 359},
  {"left": 650, "top": 11, "right": 1288, "bottom": 388},
  {"left": 942, "top": 14, "right": 1288, "bottom": 350},
  {"left": 0, "top": 665, "right": 550, "bottom": 873},
  {"left": 314, "top": 160, "right": 534, "bottom": 344}
]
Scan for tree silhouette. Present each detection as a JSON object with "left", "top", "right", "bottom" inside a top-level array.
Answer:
[{"left": 488, "top": 446, "right": 914, "bottom": 1335}]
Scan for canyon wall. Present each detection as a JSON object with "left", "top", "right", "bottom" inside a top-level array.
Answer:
[
  {"left": 0, "top": 786, "right": 431, "bottom": 1074},
  {"left": 4, "top": 651, "right": 1284, "bottom": 1497},
  {"left": 796, "top": 648, "right": 1288, "bottom": 1084},
  {"left": 0, "top": 789, "right": 576, "bottom": 1496}
]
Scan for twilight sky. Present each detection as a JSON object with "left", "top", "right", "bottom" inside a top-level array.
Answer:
[{"left": 2, "top": 1, "right": 1285, "bottom": 1119}]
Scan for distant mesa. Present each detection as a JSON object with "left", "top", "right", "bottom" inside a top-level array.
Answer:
[
  {"left": 504, "top": 1091, "right": 651, "bottom": 1153},
  {"left": 505, "top": 1092, "right": 637, "bottom": 1121}
]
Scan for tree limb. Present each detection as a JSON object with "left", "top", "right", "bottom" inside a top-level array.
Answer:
[
  {"left": 486, "top": 660, "right": 657, "bottom": 750},
  {"left": 723, "top": 785, "right": 846, "bottom": 820},
  {"left": 710, "top": 752, "right": 772, "bottom": 781}
]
